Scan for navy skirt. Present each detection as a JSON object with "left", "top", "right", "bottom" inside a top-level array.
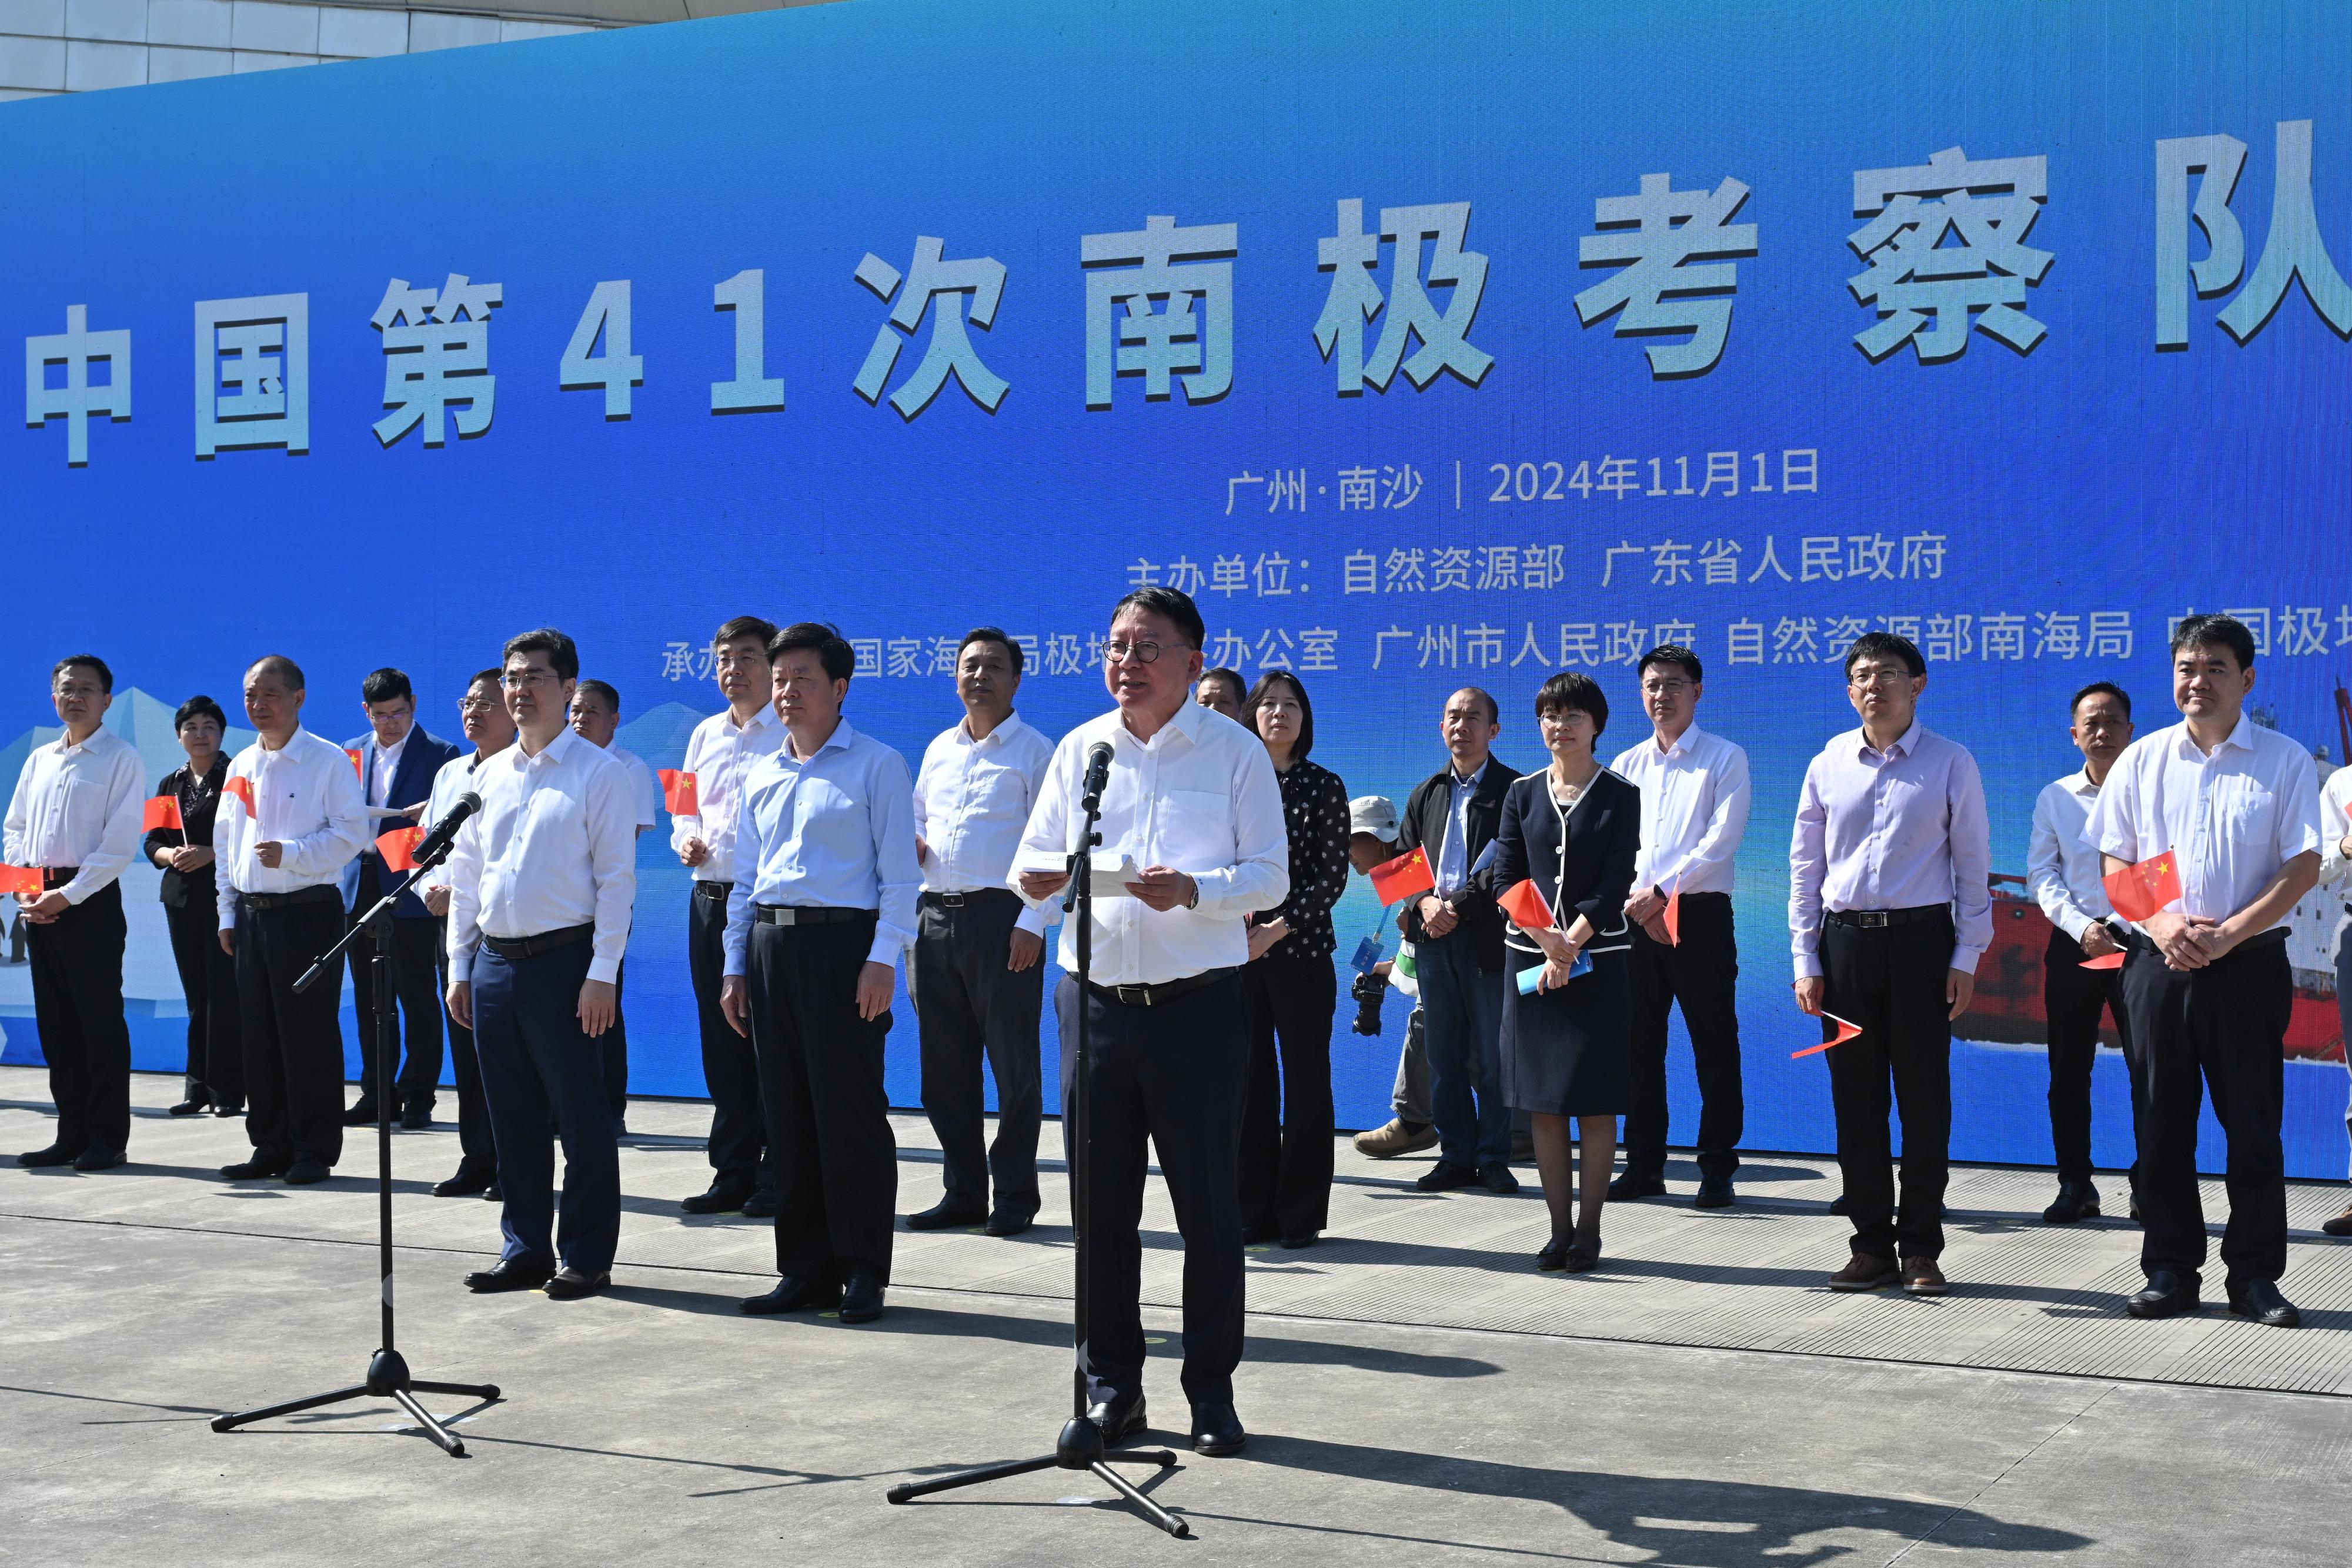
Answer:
[{"left": 1501, "top": 945, "right": 1631, "bottom": 1117}]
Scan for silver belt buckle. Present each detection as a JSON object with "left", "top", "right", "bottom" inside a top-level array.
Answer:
[
  {"left": 936, "top": 892, "right": 967, "bottom": 908},
  {"left": 1854, "top": 910, "right": 1889, "bottom": 930},
  {"left": 1112, "top": 984, "right": 1151, "bottom": 1007}
]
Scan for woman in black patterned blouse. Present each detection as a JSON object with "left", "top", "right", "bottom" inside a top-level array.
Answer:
[{"left": 1238, "top": 670, "right": 1352, "bottom": 1248}]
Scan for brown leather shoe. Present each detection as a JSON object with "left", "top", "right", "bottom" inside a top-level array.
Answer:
[
  {"left": 2321, "top": 1205, "right": 2352, "bottom": 1238},
  {"left": 1829, "top": 1252, "right": 1899, "bottom": 1292},
  {"left": 1902, "top": 1256, "right": 1949, "bottom": 1296},
  {"left": 1352, "top": 1118, "right": 1437, "bottom": 1158}
]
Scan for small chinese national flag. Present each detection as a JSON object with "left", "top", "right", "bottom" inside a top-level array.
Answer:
[
  {"left": 376, "top": 826, "right": 425, "bottom": 872},
  {"left": 2079, "top": 951, "right": 2126, "bottom": 971},
  {"left": 0, "top": 864, "right": 42, "bottom": 898},
  {"left": 2102, "top": 852, "right": 2182, "bottom": 923},
  {"left": 1662, "top": 880, "right": 1683, "bottom": 947},
  {"left": 1792, "top": 1012, "right": 1865, "bottom": 1059},
  {"left": 1367, "top": 845, "right": 1434, "bottom": 905},
  {"left": 1497, "top": 878, "right": 1555, "bottom": 931},
  {"left": 345, "top": 748, "right": 365, "bottom": 780},
  {"left": 142, "top": 796, "right": 183, "bottom": 833},
  {"left": 659, "top": 768, "right": 699, "bottom": 816},
  {"left": 221, "top": 775, "right": 256, "bottom": 814}
]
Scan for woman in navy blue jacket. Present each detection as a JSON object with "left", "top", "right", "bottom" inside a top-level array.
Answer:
[{"left": 1492, "top": 671, "right": 1641, "bottom": 1272}]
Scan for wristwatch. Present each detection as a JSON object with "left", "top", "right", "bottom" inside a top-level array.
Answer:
[{"left": 1185, "top": 878, "right": 1200, "bottom": 910}]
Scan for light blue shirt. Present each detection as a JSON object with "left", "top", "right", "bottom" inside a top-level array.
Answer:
[
  {"left": 723, "top": 718, "right": 921, "bottom": 977},
  {"left": 1435, "top": 760, "right": 1488, "bottom": 895}
]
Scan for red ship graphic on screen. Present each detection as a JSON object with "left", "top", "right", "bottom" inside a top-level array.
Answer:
[{"left": 1959, "top": 688, "right": 2349, "bottom": 1064}]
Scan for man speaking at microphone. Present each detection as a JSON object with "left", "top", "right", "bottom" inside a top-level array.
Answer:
[
  {"left": 1012, "top": 586, "right": 1288, "bottom": 1459},
  {"left": 445, "top": 628, "right": 637, "bottom": 1302}
]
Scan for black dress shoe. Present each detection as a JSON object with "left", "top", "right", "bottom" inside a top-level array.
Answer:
[
  {"left": 740, "top": 1276, "right": 840, "bottom": 1315},
  {"left": 906, "top": 1201, "right": 987, "bottom": 1231},
  {"left": 838, "top": 1271, "right": 885, "bottom": 1323},
  {"left": 2042, "top": 1181, "right": 2101, "bottom": 1224},
  {"left": 1087, "top": 1391, "right": 1148, "bottom": 1443},
  {"left": 433, "top": 1169, "right": 495, "bottom": 1198},
  {"left": 1536, "top": 1237, "right": 1568, "bottom": 1272},
  {"left": 1190, "top": 1400, "right": 1246, "bottom": 1457},
  {"left": 73, "top": 1146, "right": 126, "bottom": 1172},
  {"left": 741, "top": 1191, "right": 777, "bottom": 1219},
  {"left": 1477, "top": 1162, "right": 1521, "bottom": 1195},
  {"left": 2227, "top": 1278, "right": 2301, "bottom": 1328},
  {"left": 681, "top": 1181, "right": 753, "bottom": 1216},
  {"left": 1608, "top": 1172, "right": 1667, "bottom": 1201},
  {"left": 1828, "top": 1192, "right": 1851, "bottom": 1215},
  {"left": 169, "top": 1095, "right": 212, "bottom": 1116},
  {"left": 1693, "top": 1176, "right": 1735, "bottom": 1209},
  {"left": 283, "top": 1160, "right": 330, "bottom": 1186},
  {"left": 482, "top": 1182, "right": 503, "bottom": 1201},
  {"left": 400, "top": 1105, "right": 433, "bottom": 1131},
  {"left": 220, "top": 1156, "right": 288, "bottom": 1179},
  {"left": 544, "top": 1267, "right": 610, "bottom": 1300},
  {"left": 1279, "top": 1231, "right": 1319, "bottom": 1249},
  {"left": 1415, "top": 1161, "right": 1477, "bottom": 1192},
  {"left": 342, "top": 1101, "right": 380, "bottom": 1127},
  {"left": 1563, "top": 1236, "right": 1601, "bottom": 1273},
  {"left": 466, "top": 1258, "right": 554, "bottom": 1292},
  {"left": 2126, "top": 1269, "right": 2199, "bottom": 1318},
  {"left": 18, "top": 1144, "right": 81, "bottom": 1168},
  {"left": 1241, "top": 1223, "right": 1279, "bottom": 1246},
  {"left": 985, "top": 1209, "right": 1034, "bottom": 1238},
  {"left": 213, "top": 1099, "right": 245, "bottom": 1118}
]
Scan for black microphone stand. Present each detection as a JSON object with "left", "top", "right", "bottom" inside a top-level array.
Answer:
[
  {"left": 885, "top": 756, "right": 1189, "bottom": 1536},
  {"left": 211, "top": 831, "right": 498, "bottom": 1458}
]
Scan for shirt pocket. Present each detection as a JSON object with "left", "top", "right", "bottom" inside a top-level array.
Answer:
[
  {"left": 2220, "top": 775, "right": 2278, "bottom": 855},
  {"left": 1152, "top": 787, "right": 1233, "bottom": 872}
]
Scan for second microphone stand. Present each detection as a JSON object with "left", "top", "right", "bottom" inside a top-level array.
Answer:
[
  {"left": 211, "top": 836, "right": 498, "bottom": 1457},
  {"left": 884, "top": 754, "right": 1189, "bottom": 1536}
]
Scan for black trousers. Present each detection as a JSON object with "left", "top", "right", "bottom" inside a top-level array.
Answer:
[
  {"left": 346, "top": 864, "right": 444, "bottom": 1111},
  {"left": 1240, "top": 951, "right": 1336, "bottom": 1238},
  {"left": 2121, "top": 934, "right": 2292, "bottom": 1290},
  {"left": 913, "top": 891, "right": 1044, "bottom": 1218},
  {"left": 473, "top": 940, "right": 621, "bottom": 1273},
  {"left": 747, "top": 917, "right": 896, "bottom": 1284},
  {"left": 2043, "top": 925, "right": 2137, "bottom": 1186},
  {"left": 692, "top": 884, "right": 771, "bottom": 1192},
  {"left": 1819, "top": 912, "right": 1953, "bottom": 1262},
  {"left": 433, "top": 918, "right": 496, "bottom": 1179},
  {"left": 235, "top": 894, "right": 348, "bottom": 1168},
  {"left": 164, "top": 893, "right": 242, "bottom": 1105},
  {"left": 602, "top": 962, "right": 629, "bottom": 1121},
  {"left": 1623, "top": 894, "right": 1744, "bottom": 1183},
  {"left": 1061, "top": 969, "right": 1248, "bottom": 1412},
  {"left": 26, "top": 880, "right": 131, "bottom": 1155}
]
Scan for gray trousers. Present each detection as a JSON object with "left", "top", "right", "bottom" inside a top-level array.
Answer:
[{"left": 1390, "top": 1006, "right": 1429, "bottom": 1125}]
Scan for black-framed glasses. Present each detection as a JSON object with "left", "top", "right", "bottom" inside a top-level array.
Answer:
[{"left": 1103, "top": 639, "right": 1177, "bottom": 665}]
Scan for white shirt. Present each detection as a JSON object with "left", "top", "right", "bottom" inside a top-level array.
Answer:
[
  {"left": 667, "top": 703, "right": 787, "bottom": 885},
  {"left": 2321, "top": 767, "right": 2352, "bottom": 891},
  {"left": 2, "top": 726, "right": 144, "bottom": 904},
  {"left": 913, "top": 711, "right": 1055, "bottom": 939},
  {"left": 415, "top": 748, "right": 496, "bottom": 897},
  {"left": 213, "top": 730, "right": 370, "bottom": 929},
  {"left": 1610, "top": 722, "right": 1750, "bottom": 895},
  {"left": 365, "top": 731, "right": 409, "bottom": 820},
  {"left": 1012, "top": 697, "right": 1289, "bottom": 986},
  {"left": 2027, "top": 770, "right": 2117, "bottom": 942},
  {"left": 722, "top": 720, "right": 921, "bottom": 977},
  {"left": 445, "top": 727, "right": 638, "bottom": 984},
  {"left": 606, "top": 743, "right": 660, "bottom": 830},
  {"left": 2085, "top": 713, "right": 2323, "bottom": 923}
]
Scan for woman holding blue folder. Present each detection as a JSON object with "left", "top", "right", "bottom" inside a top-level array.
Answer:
[{"left": 1494, "top": 672, "right": 1641, "bottom": 1273}]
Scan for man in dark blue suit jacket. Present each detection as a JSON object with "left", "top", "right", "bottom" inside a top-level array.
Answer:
[{"left": 342, "top": 668, "right": 463, "bottom": 1129}]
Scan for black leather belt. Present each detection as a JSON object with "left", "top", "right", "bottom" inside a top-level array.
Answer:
[
  {"left": 41, "top": 867, "right": 77, "bottom": 890},
  {"left": 240, "top": 885, "right": 342, "bottom": 913},
  {"left": 1825, "top": 904, "right": 1948, "bottom": 930},
  {"left": 754, "top": 904, "right": 873, "bottom": 927},
  {"left": 693, "top": 880, "right": 734, "bottom": 901},
  {"left": 2124, "top": 925, "right": 2287, "bottom": 957},
  {"left": 482, "top": 923, "right": 594, "bottom": 959},
  {"left": 923, "top": 888, "right": 1018, "bottom": 909},
  {"left": 1086, "top": 967, "right": 1234, "bottom": 1008}
]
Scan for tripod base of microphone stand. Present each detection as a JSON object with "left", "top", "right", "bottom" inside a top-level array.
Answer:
[
  {"left": 211, "top": 1348, "right": 500, "bottom": 1459},
  {"left": 885, "top": 1416, "right": 1190, "bottom": 1536}
]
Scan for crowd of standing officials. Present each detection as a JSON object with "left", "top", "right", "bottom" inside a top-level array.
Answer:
[{"left": 9, "top": 601, "right": 2352, "bottom": 1453}]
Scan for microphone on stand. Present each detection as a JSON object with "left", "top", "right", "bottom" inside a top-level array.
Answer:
[
  {"left": 1080, "top": 740, "right": 1114, "bottom": 808},
  {"left": 410, "top": 791, "right": 482, "bottom": 869}
]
